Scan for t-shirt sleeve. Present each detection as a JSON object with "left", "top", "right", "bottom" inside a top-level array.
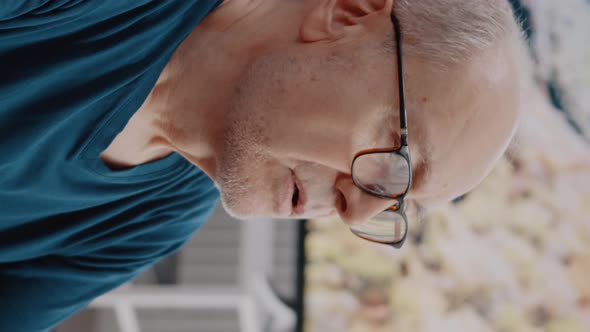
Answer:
[{"left": 0, "top": 223, "right": 196, "bottom": 332}]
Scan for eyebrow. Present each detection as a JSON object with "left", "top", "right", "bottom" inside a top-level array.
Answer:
[{"left": 414, "top": 201, "right": 428, "bottom": 222}]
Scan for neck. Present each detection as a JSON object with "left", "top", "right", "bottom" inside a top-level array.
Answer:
[{"left": 102, "top": 0, "right": 293, "bottom": 178}]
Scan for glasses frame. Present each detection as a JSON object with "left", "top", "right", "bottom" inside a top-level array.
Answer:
[{"left": 349, "top": 14, "right": 413, "bottom": 249}]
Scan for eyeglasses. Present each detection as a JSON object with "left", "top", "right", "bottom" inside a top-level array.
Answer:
[{"left": 349, "top": 14, "right": 412, "bottom": 249}]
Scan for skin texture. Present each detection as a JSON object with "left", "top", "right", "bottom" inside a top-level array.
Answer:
[{"left": 101, "top": 0, "right": 521, "bottom": 225}]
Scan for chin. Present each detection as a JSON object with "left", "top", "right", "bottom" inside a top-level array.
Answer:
[
  {"left": 215, "top": 159, "right": 272, "bottom": 219},
  {"left": 218, "top": 191, "right": 265, "bottom": 220},
  {"left": 220, "top": 203, "right": 259, "bottom": 220}
]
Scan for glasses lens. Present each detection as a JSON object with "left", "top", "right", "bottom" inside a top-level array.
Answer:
[
  {"left": 353, "top": 152, "right": 410, "bottom": 198},
  {"left": 350, "top": 210, "right": 408, "bottom": 244}
]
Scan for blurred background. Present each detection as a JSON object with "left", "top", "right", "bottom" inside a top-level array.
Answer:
[{"left": 54, "top": 0, "right": 590, "bottom": 331}]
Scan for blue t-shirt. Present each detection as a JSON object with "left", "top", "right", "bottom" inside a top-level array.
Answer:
[{"left": 0, "top": 1, "right": 221, "bottom": 331}]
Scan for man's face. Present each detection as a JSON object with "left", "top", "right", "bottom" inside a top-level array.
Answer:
[
  {"left": 211, "top": 34, "right": 520, "bottom": 224},
  {"left": 208, "top": 8, "right": 520, "bottom": 224}
]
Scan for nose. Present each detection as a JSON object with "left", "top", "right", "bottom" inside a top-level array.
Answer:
[{"left": 334, "top": 175, "right": 393, "bottom": 226}]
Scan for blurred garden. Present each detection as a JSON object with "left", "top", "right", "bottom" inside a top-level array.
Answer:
[{"left": 304, "top": 1, "right": 590, "bottom": 331}]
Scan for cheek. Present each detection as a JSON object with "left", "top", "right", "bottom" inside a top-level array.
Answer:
[{"left": 228, "top": 53, "right": 384, "bottom": 175}]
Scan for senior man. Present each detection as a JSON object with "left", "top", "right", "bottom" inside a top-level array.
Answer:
[{"left": 0, "top": 0, "right": 524, "bottom": 330}]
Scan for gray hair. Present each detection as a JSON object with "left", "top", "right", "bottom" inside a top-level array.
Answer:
[{"left": 392, "top": 0, "right": 525, "bottom": 68}]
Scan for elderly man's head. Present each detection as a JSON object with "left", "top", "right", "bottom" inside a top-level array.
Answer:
[{"left": 161, "top": 0, "right": 525, "bottom": 223}]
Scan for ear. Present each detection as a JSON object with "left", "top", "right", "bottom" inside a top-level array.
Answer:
[{"left": 300, "top": 0, "right": 394, "bottom": 42}]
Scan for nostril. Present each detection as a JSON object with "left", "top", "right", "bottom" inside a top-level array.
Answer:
[{"left": 337, "top": 191, "right": 347, "bottom": 213}]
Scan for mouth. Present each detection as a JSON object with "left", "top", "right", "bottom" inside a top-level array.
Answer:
[
  {"left": 290, "top": 170, "right": 306, "bottom": 216},
  {"left": 292, "top": 183, "right": 300, "bottom": 207},
  {"left": 276, "top": 169, "right": 308, "bottom": 218}
]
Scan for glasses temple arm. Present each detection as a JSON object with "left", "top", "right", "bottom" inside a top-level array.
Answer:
[{"left": 391, "top": 14, "right": 408, "bottom": 147}]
